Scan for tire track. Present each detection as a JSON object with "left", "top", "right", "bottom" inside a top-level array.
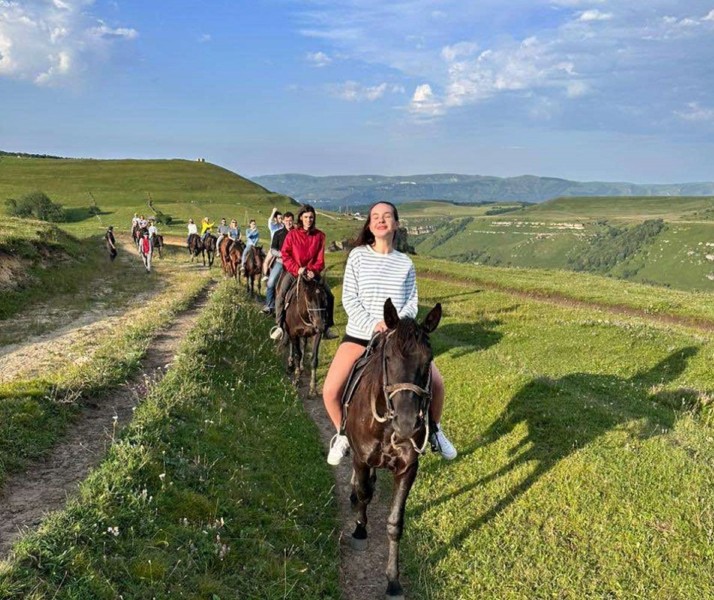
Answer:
[{"left": 0, "top": 281, "right": 216, "bottom": 557}]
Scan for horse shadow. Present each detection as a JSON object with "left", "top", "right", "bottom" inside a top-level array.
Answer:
[{"left": 416, "top": 346, "right": 699, "bottom": 564}]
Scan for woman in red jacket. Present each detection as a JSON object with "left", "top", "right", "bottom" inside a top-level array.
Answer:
[{"left": 270, "top": 204, "right": 337, "bottom": 340}]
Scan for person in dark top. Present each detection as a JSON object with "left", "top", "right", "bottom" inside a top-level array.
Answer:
[
  {"left": 105, "top": 226, "right": 117, "bottom": 261},
  {"left": 262, "top": 211, "right": 294, "bottom": 314}
]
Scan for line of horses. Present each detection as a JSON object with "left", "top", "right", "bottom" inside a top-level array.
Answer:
[{"left": 187, "top": 230, "right": 440, "bottom": 599}]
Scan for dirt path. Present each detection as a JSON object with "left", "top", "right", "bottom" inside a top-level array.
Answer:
[
  {"left": 0, "top": 282, "right": 215, "bottom": 557},
  {"left": 299, "top": 384, "right": 404, "bottom": 600}
]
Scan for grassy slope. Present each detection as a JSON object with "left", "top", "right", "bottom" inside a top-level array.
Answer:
[
  {"left": 413, "top": 196, "right": 714, "bottom": 290},
  {"left": 0, "top": 282, "right": 339, "bottom": 599},
  {"left": 321, "top": 253, "right": 714, "bottom": 599}
]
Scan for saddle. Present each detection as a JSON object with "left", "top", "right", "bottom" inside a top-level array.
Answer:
[{"left": 339, "top": 334, "right": 383, "bottom": 432}]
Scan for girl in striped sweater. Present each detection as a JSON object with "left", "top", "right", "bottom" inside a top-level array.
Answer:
[{"left": 322, "top": 201, "right": 457, "bottom": 465}]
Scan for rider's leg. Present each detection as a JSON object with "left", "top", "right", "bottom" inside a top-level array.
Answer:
[
  {"left": 429, "top": 362, "right": 444, "bottom": 423},
  {"left": 241, "top": 244, "right": 251, "bottom": 269},
  {"left": 274, "top": 271, "right": 295, "bottom": 326},
  {"left": 265, "top": 261, "right": 283, "bottom": 310},
  {"left": 322, "top": 341, "right": 366, "bottom": 430},
  {"left": 428, "top": 362, "right": 457, "bottom": 459},
  {"left": 323, "top": 280, "right": 336, "bottom": 328}
]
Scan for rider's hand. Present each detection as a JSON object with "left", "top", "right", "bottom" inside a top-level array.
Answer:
[
  {"left": 306, "top": 270, "right": 315, "bottom": 280},
  {"left": 373, "top": 320, "right": 388, "bottom": 333},
  {"left": 298, "top": 267, "right": 306, "bottom": 276}
]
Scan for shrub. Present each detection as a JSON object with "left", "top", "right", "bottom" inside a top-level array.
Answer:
[{"left": 5, "top": 191, "right": 65, "bottom": 222}]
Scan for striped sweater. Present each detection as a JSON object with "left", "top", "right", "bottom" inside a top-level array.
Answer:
[{"left": 342, "top": 245, "right": 418, "bottom": 340}]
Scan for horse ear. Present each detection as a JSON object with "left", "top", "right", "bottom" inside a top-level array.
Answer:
[
  {"left": 421, "top": 303, "right": 442, "bottom": 333},
  {"left": 384, "top": 298, "right": 400, "bottom": 329}
]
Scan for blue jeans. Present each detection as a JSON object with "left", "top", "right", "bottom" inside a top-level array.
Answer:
[
  {"left": 241, "top": 244, "right": 253, "bottom": 266},
  {"left": 265, "top": 261, "right": 283, "bottom": 310}
]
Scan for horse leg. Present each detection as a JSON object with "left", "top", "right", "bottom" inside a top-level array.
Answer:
[
  {"left": 309, "top": 334, "right": 321, "bottom": 396},
  {"left": 349, "top": 462, "right": 375, "bottom": 551},
  {"left": 384, "top": 463, "right": 418, "bottom": 599}
]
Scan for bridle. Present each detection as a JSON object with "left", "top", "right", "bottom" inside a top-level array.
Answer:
[{"left": 370, "top": 331, "right": 433, "bottom": 454}]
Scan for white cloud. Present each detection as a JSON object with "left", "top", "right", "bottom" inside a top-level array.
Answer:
[
  {"left": 578, "top": 10, "right": 612, "bottom": 22},
  {"left": 409, "top": 83, "right": 445, "bottom": 117},
  {"left": 306, "top": 51, "right": 332, "bottom": 67},
  {"left": 441, "top": 41, "right": 478, "bottom": 62},
  {"left": 198, "top": 33, "right": 212, "bottom": 43},
  {"left": 0, "top": 0, "right": 138, "bottom": 86},
  {"left": 294, "top": 1, "right": 714, "bottom": 128},
  {"left": 675, "top": 102, "right": 714, "bottom": 122},
  {"left": 329, "top": 80, "right": 395, "bottom": 102}
]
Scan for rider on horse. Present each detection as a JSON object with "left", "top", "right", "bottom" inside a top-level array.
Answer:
[
  {"left": 270, "top": 204, "right": 337, "bottom": 341},
  {"left": 321, "top": 201, "right": 457, "bottom": 465},
  {"left": 239, "top": 219, "right": 260, "bottom": 274},
  {"left": 262, "top": 207, "right": 284, "bottom": 281},
  {"left": 262, "top": 211, "right": 294, "bottom": 315},
  {"left": 200, "top": 217, "right": 214, "bottom": 242}
]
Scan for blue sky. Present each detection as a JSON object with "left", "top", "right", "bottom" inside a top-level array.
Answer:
[{"left": 1, "top": 0, "right": 713, "bottom": 182}]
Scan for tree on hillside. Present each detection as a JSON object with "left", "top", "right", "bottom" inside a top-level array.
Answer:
[{"left": 5, "top": 191, "right": 66, "bottom": 222}]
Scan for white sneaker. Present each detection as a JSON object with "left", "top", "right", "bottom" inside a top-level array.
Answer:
[
  {"left": 269, "top": 326, "right": 283, "bottom": 340},
  {"left": 261, "top": 275, "right": 269, "bottom": 282},
  {"left": 430, "top": 426, "right": 457, "bottom": 460},
  {"left": 327, "top": 433, "right": 350, "bottom": 466}
]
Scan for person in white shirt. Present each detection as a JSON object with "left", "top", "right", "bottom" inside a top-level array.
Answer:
[
  {"left": 321, "top": 201, "right": 457, "bottom": 466},
  {"left": 262, "top": 207, "right": 284, "bottom": 281},
  {"left": 187, "top": 218, "right": 198, "bottom": 243}
]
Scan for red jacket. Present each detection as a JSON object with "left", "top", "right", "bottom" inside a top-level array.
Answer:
[
  {"left": 281, "top": 227, "right": 325, "bottom": 276},
  {"left": 140, "top": 236, "right": 151, "bottom": 254}
]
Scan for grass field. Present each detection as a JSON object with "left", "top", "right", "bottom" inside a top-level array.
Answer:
[
  {"left": 0, "top": 281, "right": 340, "bottom": 599},
  {"left": 2, "top": 156, "right": 714, "bottom": 598},
  {"left": 319, "top": 254, "right": 714, "bottom": 599},
  {"left": 0, "top": 156, "right": 364, "bottom": 245}
]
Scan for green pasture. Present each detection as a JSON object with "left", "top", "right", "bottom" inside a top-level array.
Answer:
[
  {"left": 412, "top": 256, "right": 714, "bottom": 324},
  {"left": 398, "top": 200, "right": 521, "bottom": 218},
  {"left": 0, "top": 282, "right": 339, "bottom": 599},
  {"left": 521, "top": 195, "right": 714, "bottom": 222},
  {"left": 0, "top": 156, "right": 362, "bottom": 243},
  {"left": 320, "top": 256, "right": 714, "bottom": 598}
]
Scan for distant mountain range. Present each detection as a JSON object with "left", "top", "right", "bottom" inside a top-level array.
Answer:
[{"left": 252, "top": 173, "right": 714, "bottom": 208}]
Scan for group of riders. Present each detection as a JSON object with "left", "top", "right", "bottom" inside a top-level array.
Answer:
[
  {"left": 116, "top": 202, "right": 457, "bottom": 466},
  {"left": 204, "top": 202, "right": 458, "bottom": 466},
  {"left": 129, "top": 214, "right": 164, "bottom": 273}
]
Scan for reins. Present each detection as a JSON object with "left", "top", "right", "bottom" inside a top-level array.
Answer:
[{"left": 370, "top": 331, "right": 433, "bottom": 455}]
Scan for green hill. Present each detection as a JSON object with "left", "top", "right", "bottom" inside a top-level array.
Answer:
[
  {"left": 412, "top": 196, "right": 714, "bottom": 291},
  {"left": 0, "top": 156, "right": 297, "bottom": 238}
]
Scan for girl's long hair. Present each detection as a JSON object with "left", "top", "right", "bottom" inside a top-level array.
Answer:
[
  {"left": 296, "top": 204, "right": 317, "bottom": 231},
  {"left": 352, "top": 201, "right": 400, "bottom": 247}
]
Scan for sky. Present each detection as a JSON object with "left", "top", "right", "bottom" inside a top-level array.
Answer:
[{"left": 1, "top": 0, "right": 713, "bottom": 182}]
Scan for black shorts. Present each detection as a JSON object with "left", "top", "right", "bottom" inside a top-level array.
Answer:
[{"left": 341, "top": 334, "right": 369, "bottom": 347}]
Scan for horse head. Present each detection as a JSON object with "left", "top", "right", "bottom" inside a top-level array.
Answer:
[
  {"left": 295, "top": 274, "right": 329, "bottom": 333},
  {"left": 380, "top": 298, "right": 442, "bottom": 444}
]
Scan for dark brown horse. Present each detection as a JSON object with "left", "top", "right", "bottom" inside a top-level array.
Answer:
[
  {"left": 133, "top": 225, "right": 147, "bottom": 248},
  {"left": 188, "top": 233, "right": 216, "bottom": 267},
  {"left": 242, "top": 245, "right": 264, "bottom": 296},
  {"left": 344, "top": 298, "right": 442, "bottom": 600},
  {"left": 203, "top": 234, "right": 217, "bottom": 268},
  {"left": 188, "top": 233, "right": 203, "bottom": 263},
  {"left": 282, "top": 273, "right": 329, "bottom": 395},
  {"left": 151, "top": 233, "right": 164, "bottom": 258}
]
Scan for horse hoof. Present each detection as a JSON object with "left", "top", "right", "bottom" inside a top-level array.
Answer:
[{"left": 349, "top": 535, "right": 368, "bottom": 551}]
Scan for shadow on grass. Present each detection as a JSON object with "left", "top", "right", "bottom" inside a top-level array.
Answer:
[
  {"left": 417, "top": 346, "right": 699, "bottom": 563},
  {"left": 431, "top": 320, "right": 503, "bottom": 359},
  {"left": 63, "top": 207, "right": 110, "bottom": 223}
]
